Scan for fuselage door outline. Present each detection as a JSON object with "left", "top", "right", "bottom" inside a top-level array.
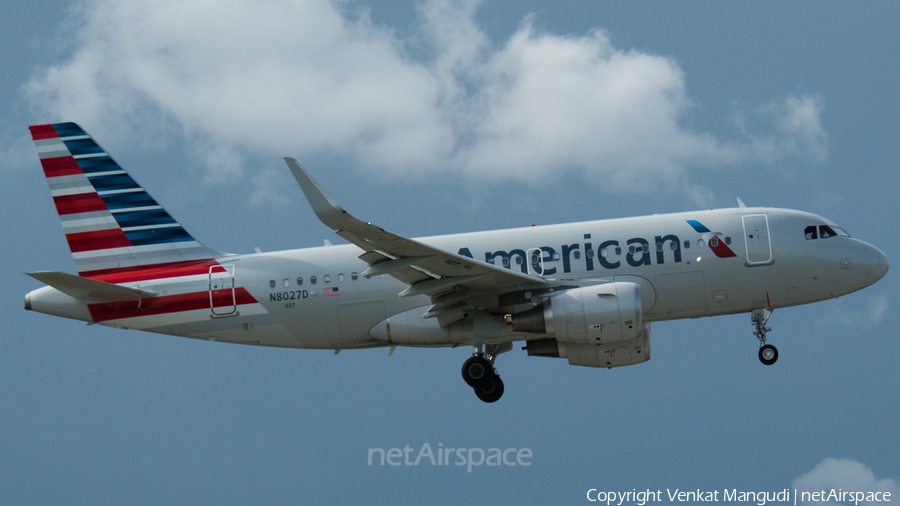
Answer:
[
  {"left": 210, "top": 264, "right": 237, "bottom": 316},
  {"left": 742, "top": 214, "right": 774, "bottom": 266}
]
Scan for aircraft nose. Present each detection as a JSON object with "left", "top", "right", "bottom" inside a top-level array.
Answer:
[{"left": 863, "top": 244, "right": 889, "bottom": 285}]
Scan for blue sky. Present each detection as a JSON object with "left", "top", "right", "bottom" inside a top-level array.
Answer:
[{"left": 1, "top": 1, "right": 898, "bottom": 504}]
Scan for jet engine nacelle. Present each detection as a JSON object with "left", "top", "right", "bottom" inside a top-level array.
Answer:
[
  {"left": 511, "top": 282, "right": 642, "bottom": 344},
  {"left": 524, "top": 323, "right": 651, "bottom": 368}
]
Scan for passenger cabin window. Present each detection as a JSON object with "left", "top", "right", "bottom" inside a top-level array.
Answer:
[
  {"left": 338, "top": 273, "right": 345, "bottom": 282},
  {"left": 283, "top": 279, "right": 290, "bottom": 287},
  {"left": 351, "top": 272, "right": 358, "bottom": 280},
  {"left": 297, "top": 277, "right": 303, "bottom": 286},
  {"left": 269, "top": 280, "right": 276, "bottom": 289},
  {"left": 324, "top": 274, "right": 331, "bottom": 283},
  {"left": 310, "top": 276, "right": 317, "bottom": 285},
  {"left": 805, "top": 226, "right": 817, "bottom": 240}
]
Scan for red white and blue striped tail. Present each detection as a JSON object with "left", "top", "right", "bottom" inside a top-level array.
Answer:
[{"left": 29, "top": 122, "right": 225, "bottom": 279}]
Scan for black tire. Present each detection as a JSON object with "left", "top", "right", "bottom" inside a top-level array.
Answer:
[
  {"left": 474, "top": 376, "right": 505, "bottom": 403},
  {"left": 461, "top": 356, "right": 494, "bottom": 387},
  {"left": 759, "top": 344, "right": 778, "bottom": 365}
]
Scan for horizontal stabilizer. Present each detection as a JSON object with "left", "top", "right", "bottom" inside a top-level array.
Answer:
[{"left": 27, "top": 271, "right": 157, "bottom": 302}]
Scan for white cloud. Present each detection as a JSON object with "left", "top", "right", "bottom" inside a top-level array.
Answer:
[
  {"left": 24, "top": 0, "right": 828, "bottom": 197},
  {"left": 793, "top": 458, "right": 899, "bottom": 505},
  {"left": 0, "top": 117, "right": 38, "bottom": 176},
  {"left": 248, "top": 169, "right": 293, "bottom": 206},
  {"left": 733, "top": 95, "right": 829, "bottom": 165},
  {"left": 817, "top": 295, "right": 889, "bottom": 327},
  {"left": 867, "top": 294, "right": 888, "bottom": 325}
]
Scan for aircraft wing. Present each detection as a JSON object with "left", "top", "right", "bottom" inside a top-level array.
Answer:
[{"left": 285, "top": 158, "right": 549, "bottom": 325}]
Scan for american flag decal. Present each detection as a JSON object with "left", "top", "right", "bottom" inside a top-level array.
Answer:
[{"left": 324, "top": 287, "right": 339, "bottom": 297}]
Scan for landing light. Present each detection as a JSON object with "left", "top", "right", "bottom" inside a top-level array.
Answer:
[{"left": 696, "top": 257, "right": 702, "bottom": 262}]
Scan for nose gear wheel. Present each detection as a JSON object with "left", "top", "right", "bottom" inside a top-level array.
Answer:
[{"left": 752, "top": 309, "right": 778, "bottom": 365}]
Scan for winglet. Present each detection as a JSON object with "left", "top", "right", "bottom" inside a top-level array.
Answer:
[
  {"left": 736, "top": 197, "right": 747, "bottom": 208},
  {"left": 284, "top": 157, "right": 368, "bottom": 232}
]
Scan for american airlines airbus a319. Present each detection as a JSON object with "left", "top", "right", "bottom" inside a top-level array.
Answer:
[{"left": 24, "top": 122, "right": 889, "bottom": 402}]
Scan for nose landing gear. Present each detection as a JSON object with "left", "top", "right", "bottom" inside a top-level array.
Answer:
[
  {"left": 752, "top": 308, "right": 778, "bottom": 365},
  {"left": 759, "top": 344, "right": 778, "bottom": 365},
  {"left": 461, "top": 343, "right": 509, "bottom": 403}
]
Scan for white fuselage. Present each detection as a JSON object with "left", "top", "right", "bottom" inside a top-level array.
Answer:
[{"left": 26, "top": 207, "right": 888, "bottom": 350}]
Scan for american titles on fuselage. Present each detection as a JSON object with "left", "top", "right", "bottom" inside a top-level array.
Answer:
[{"left": 461, "top": 226, "right": 735, "bottom": 276}]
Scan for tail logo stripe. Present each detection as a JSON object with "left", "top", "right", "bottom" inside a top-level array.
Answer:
[
  {"left": 67, "top": 228, "right": 132, "bottom": 253},
  {"left": 113, "top": 209, "right": 177, "bottom": 228},
  {"left": 50, "top": 123, "right": 87, "bottom": 138},
  {"left": 87, "top": 174, "right": 141, "bottom": 192},
  {"left": 62, "top": 138, "right": 104, "bottom": 156},
  {"left": 29, "top": 124, "right": 60, "bottom": 140},
  {"left": 100, "top": 192, "right": 158, "bottom": 209},
  {"left": 61, "top": 217, "right": 120, "bottom": 235},
  {"left": 30, "top": 122, "right": 223, "bottom": 274},
  {"left": 125, "top": 227, "right": 193, "bottom": 246},
  {"left": 50, "top": 185, "right": 96, "bottom": 197},
  {"left": 53, "top": 193, "right": 108, "bottom": 215},
  {"left": 40, "top": 157, "right": 83, "bottom": 177},
  {"left": 76, "top": 156, "right": 120, "bottom": 174},
  {"left": 82, "top": 259, "right": 223, "bottom": 283}
]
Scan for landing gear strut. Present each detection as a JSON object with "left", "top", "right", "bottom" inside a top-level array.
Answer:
[
  {"left": 462, "top": 343, "right": 509, "bottom": 403},
  {"left": 752, "top": 308, "right": 778, "bottom": 365}
]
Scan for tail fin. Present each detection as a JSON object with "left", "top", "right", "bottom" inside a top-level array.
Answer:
[{"left": 29, "top": 122, "right": 225, "bottom": 279}]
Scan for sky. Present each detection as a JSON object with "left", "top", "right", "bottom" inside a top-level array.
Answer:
[{"left": 1, "top": 1, "right": 898, "bottom": 504}]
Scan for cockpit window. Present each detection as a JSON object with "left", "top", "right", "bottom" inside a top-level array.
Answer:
[
  {"left": 806, "top": 224, "right": 851, "bottom": 240},
  {"left": 832, "top": 226, "right": 851, "bottom": 237}
]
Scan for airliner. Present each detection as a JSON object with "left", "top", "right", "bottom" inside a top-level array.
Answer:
[{"left": 24, "top": 122, "right": 889, "bottom": 402}]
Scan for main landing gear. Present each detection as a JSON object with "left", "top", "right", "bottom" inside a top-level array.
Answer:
[
  {"left": 462, "top": 344, "right": 508, "bottom": 403},
  {"left": 752, "top": 308, "right": 778, "bottom": 366}
]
